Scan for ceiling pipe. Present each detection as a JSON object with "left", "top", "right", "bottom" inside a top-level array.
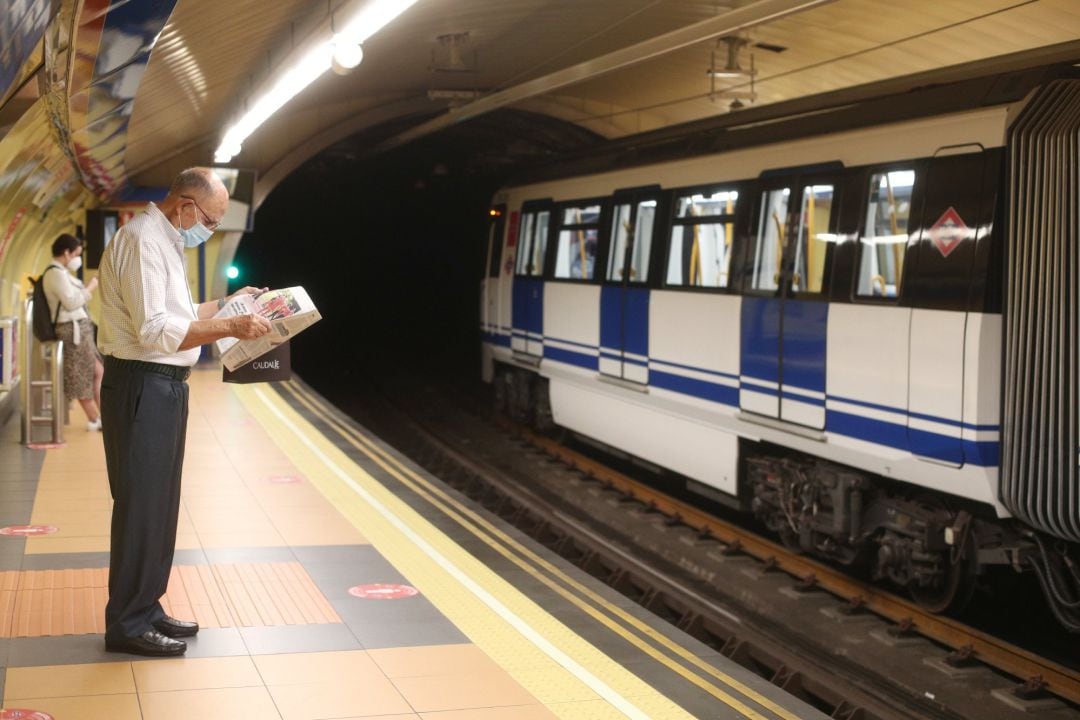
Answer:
[{"left": 373, "top": 0, "right": 835, "bottom": 154}]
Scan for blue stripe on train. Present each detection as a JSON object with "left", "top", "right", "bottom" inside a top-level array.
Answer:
[
  {"left": 781, "top": 390, "right": 825, "bottom": 408},
  {"left": 651, "top": 371, "right": 738, "bottom": 407},
  {"left": 544, "top": 345, "right": 598, "bottom": 371},
  {"left": 831, "top": 394, "right": 999, "bottom": 432},
  {"left": 740, "top": 297, "right": 781, "bottom": 389},
  {"left": 827, "top": 410, "right": 998, "bottom": 467},
  {"left": 514, "top": 334, "right": 1001, "bottom": 468},
  {"left": 481, "top": 331, "right": 512, "bottom": 348},
  {"left": 652, "top": 358, "right": 738, "bottom": 382}
]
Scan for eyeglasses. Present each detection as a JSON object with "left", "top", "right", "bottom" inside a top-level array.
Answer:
[{"left": 181, "top": 195, "right": 222, "bottom": 231}]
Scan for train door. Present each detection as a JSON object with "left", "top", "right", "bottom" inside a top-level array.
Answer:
[
  {"left": 904, "top": 146, "right": 985, "bottom": 466},
  {"left": 511, "top": 201, "right": 551, "bottom": 357},
  {"left": 600, "top": 188, "right": 661, "bottom": 384},
  {"left": 741, "top": 172, "right": 838, "bottom": 428}
]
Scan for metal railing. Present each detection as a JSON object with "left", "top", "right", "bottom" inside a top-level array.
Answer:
[{"left": 20, "top": 297, "right": 64, "bottom": 445}]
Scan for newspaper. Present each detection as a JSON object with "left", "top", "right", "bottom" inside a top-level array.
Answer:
[{"left": 213, "top": 287, "right": 321, "bottom": 371}]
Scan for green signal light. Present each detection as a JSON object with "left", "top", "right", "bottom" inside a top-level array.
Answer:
[{"left": 226, "top": 265, "right": 239, "bottom": 279}]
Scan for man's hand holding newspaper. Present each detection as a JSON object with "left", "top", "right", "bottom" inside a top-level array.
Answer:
[{"left": 213, "top": 286, "right": 321, "bottom": 371}]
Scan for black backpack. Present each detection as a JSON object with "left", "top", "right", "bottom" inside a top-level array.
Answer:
[{"left": 29, "top": 266, "right": 62, "bottom": 342}]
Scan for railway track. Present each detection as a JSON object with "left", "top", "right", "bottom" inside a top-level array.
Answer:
[
  {"left": 514, "top": 424, "right": 1080, "bottom": 709},
  {"left": 330, "top": 378, "right": 1080, "bottom": 720}
]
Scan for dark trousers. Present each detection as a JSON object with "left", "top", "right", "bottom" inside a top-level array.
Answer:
[{"left": 100, "top": 359, "right": 189, "bottom": 641}]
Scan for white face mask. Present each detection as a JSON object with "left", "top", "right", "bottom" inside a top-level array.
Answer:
[{"left": 67, "top": 255, "right": 82, "bottom": 272}]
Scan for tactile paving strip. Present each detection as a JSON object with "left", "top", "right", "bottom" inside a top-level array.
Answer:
[{"left": 0, "top": 561, "right": 339, "bottom": 637}]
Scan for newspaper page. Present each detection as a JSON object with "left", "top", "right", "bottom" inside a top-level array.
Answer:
[{"left": 213, "top": 287, "right": 321, "bottom": 371}]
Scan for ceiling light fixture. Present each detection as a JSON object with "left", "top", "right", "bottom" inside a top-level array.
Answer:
[
  {"left": 707, "top": 35, "right": 755, "bottom": 79},
  {"left": 214, "top": 0, "right": 419, "bottom": 164},
  {"left": 331, "top": 40, "right": 364, "bottom": 75},
  {"left": 708, "top": 34, "right": 757, "bottom": 113}
]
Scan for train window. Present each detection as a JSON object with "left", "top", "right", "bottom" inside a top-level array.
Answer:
[
  {"left": 529, "top": 210, "right": 550, "bottom": 277},
  {"left": 792, "top": 184, "right": 834, "bottom": 294},
  {"left": 607, "top": 199, "right": 656, "bottom": 283},
  {"left": 751, "top": 188, "right": 789, "bottom": 291},
  {"left": 607, "top": 203, "right": 632, "bottom": 281},
  {"left": 514, "top": 213, "right": 535, "bottom": 275},
  {"left": 553, "top": 204, "right": 601, "bottom": 280},
  {"left": 630, "top": 200, "right": 656, "bottom": 283},
  {"left": 515, "top": 210, "right": 550, "bottom": 277},
  {"left": 856, "top": 170, "right": 915, "bottom": 298},
  {"left": 666, "top": 189, "right": 738, "bottom": 288}
]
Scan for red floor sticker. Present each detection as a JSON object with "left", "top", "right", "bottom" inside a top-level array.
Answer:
[
  {"left": 26, "top": 443, "right": 65, "bottom": 450},
  {"left": 0, "top": 525, "right": 58, "bottom": 537},
  {"left": 1, "top": 710, "right": 55, "bottom": 720},
  {"left": 267, "top": 475, "right": 303, "bottom": 484},
  {"left": 348, "top": 583, "right": 419, "bottom": 599}
]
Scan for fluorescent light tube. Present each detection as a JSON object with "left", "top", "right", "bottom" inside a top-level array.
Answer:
[
  {"left": 338, "top": 0, "right": 419, "bottom": 44},
  {"left": 214, "top": 0, "right": 419, "bottom": 163}
]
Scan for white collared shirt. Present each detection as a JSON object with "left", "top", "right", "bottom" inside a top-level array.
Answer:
[
  {"left": 97, "top": 203, "right": 200, "bottom": 366},
  {"left": 42, "top": 260, "right": 90, "bottom": 325}
]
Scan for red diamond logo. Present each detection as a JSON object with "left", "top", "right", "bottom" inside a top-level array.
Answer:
[{"left": 929, "top": 206, "right": 969, "bottom": 258}]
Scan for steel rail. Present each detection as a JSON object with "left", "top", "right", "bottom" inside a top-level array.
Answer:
[{"left": 515, "top": 424, "right": 1080, "bottom": 707}]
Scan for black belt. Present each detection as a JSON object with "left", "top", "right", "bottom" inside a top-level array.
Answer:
[{"left": 105, "top": 356, "right": 191, "bottom": 381}]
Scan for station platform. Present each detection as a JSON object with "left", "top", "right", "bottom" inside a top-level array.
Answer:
[{"left": 0, "top": 367, "right": 827, "bottom": 720}]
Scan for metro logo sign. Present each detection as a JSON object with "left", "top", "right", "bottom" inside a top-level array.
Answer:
[{"left": 929, "top": 206, "right": 969, "bottom": 258}]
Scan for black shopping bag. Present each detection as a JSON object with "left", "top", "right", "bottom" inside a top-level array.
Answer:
[{"left": 222, "top": 341, "right": 292, "bottom": 383}]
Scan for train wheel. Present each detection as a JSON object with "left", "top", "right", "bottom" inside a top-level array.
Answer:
[{"left": 909, "top": 523, "right": 978, "bottom": 614}]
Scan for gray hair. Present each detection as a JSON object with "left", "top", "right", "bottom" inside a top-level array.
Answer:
[{"left": 169, "top": 168, "right": 217, "bottom": 200}]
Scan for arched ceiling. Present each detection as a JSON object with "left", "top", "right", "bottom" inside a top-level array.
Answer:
[{"left": 120, "top": 0, "right": 1080, "bottom": 201}]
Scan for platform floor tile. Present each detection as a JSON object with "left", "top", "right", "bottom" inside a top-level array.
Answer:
[
  {"left": 0, "top": 693, "right": 142, "bottom": 720},
  {"left": 0, "top": 368, "right": 830, "bottom": 719}
]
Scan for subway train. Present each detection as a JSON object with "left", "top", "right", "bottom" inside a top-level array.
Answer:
[{"left": 478, "top": 66, "right": 1080, "bottom": 628}]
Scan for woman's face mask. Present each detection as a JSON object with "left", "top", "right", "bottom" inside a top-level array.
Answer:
[{"left": 67, "top": 255, "right": 82, "bottom": 272}]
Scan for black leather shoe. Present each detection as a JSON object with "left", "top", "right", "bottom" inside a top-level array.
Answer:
[
  {"left": 152, "top": 615, "right": 199, "bottom": 638},
  {"left": 105, "top": 630, "right": 186, "bottom": 657}
]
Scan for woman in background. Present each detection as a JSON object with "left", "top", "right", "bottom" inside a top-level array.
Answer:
[{"left": 43, "top": 233, "right": 104, "bottom": 431}]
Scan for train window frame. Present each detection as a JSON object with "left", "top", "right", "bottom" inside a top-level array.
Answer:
[
  {"left": 663, "top": 183, "right": 742, "bottom": 292},
  {"left": 853, "top": 165, "right": 921, "bottom": 303},
  {"left": 549, "top": 196, "right": 608, "bottom": 283},
  {"left": 514, "top": 199, "right": 554, "bottom": 278}
]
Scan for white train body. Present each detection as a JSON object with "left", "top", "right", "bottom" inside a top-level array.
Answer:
[
  {"left": 482, "top": 106, "right": 1008, "bottom": 511},
  {"left": 479, "top": 74, "right": 1080, "bottom": 623}
]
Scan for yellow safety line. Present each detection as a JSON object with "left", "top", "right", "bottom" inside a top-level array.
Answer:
[
  {"left": 277, "top": 380, "right": 808, "bottom": 720},
  {"left": 235, "top": 383, "right": 693, "bottom": 720}
]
